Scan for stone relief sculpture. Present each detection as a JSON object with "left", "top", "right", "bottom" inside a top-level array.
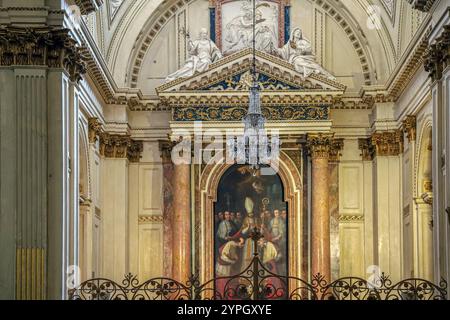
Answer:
[
  {"left": 165, "top": 28, "right": 223, "bottom": 82},
  {"left": 109, "top": 0, "right": 124, "bottom": 19},
  {"left": 273, "top": 27, "right": 336, "bottom": 80},
  {"left": 223, "top": 0, "right": 278, "bottom": 54}
]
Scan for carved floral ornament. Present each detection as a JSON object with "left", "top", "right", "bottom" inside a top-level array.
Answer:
[
  {"left": 424, "top": 25, "right": 450, "bottom": 82},
  {"left": 88, "top": 118, "right": 143, "bottom": 162},
  {"left": 306, "top": 133, "right": 343, "bottom": 160},
  {"left": 74, "top": 0, "right": 104, "bottom": 15},
  {"left": 0, "top": 26, "right": 87, "bottom": 83},
  {"left": 402, "top": 115, "right": 417, "bottom": 142},
  {"left": 358, "top": 130, "right": 404, "bottom": 161},
  {"left": 407, "top": 0, "right": 436, "bottom": 12}
]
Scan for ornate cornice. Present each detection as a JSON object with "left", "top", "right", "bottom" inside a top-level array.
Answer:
[
  {"left": 338, "top": 215, "right": 364, "bottom": 223},
  {"left": 407, "top": 0, "right": 436, "bottom": 12},
  {"left": 358, "top": 138, "right": 375, "bottom": 161},
  {"left": 99, "top": 133, "right": 143, "bottom": 162},
  {"left": 158, "top": 140, "right": 177, "bottom": 162},
  {"left": 138, "top": 215, "right": 163, "bottom": 224},
  {"left": 173, "top": 105, "right": 329, "bottom": 121},
  {"left": 358, "top": 130, "right": 404, "bottom": 160},
  {"left": 306, "top": 133, "right": 334, "bottom": 159},
  {"left": 402, "top": 115, "right": 417, "bottom": 142},
  {"left": 129, "top": 0, "right": 371, "bottom": 88},
  {"left": 0, "top": 26, "right": 87, "bottom": 83},
  {"left": 424, "top": 25, "right": 450, "bottom": 82},
  {"left": 88, "top": 117, "right": 103, "bottom": 143},
  {"left": 329, "top": 139, "right": 345, "bottom": 163},
  {"left": 371, "top": 130, "right": 404, "bottom": 157},
  {"left": 74, "top": 0, "right": 104, "bottom": 15}
]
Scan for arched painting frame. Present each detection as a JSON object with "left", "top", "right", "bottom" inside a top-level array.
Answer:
[{"left": 196, "top": 151, "right": 304, "bottom": 290}]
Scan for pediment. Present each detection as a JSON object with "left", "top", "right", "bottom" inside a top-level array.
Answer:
[{"left": 156, "top": 48, "right": 346, "bottom": 101}]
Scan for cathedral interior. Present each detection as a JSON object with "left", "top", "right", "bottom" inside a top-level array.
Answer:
[{"left": 1, "top": 0, "right": 450, "bottom": 301}]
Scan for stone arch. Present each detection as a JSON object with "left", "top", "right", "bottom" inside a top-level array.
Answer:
[
  {"left": 416, "top": 118, "right": 433, "bottom": 197},
  {"left": 196, "top": 151, "right": 303, "bottom": 283},
  {"left": 413, "top": 118, "right": 434, "bottom": 280},
  {"left": 79, "top": 123, "right": 90, "bottom": 200},
  {"left": 119, "top": 0, "right": 393, "bottom": 89}
]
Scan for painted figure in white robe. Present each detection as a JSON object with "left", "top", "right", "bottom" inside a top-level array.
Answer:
[
  {"left": 273, "top": 27, "right": 335, "bottom": 80},
  {"left": 165, "top": 28, "right": 222, "bottom": 82},
  {"left": 216, "top": 238, "right": 245, "bottom": 277},
  {"left": 234, "top": 197, "right": 262, "bottom": 273}
]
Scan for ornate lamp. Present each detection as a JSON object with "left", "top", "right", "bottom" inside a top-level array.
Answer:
[{"left": 227, "top": 0, "right": 275, "bottom": 173}]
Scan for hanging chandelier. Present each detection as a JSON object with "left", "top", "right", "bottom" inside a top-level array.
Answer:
[{"left": 227, "top": 0, "right": 276, "bottom": 173}]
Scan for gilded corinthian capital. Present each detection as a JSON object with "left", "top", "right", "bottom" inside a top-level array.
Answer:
[
  {"left": 306, "top": 133, "right": 335, "bottom": 159},
  {"left": 0, "top": 27, "right": 87, "bottom": 82},
  {"left": 371, "top": 130, "right": 404, "bottom": 156}
]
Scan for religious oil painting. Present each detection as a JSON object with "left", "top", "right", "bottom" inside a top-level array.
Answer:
[
  {"left": 214, "top": 165, "right": 288, "bottom": 299},
  {"left": 221, "top": 0, "right": 280, "bottom": 55}
]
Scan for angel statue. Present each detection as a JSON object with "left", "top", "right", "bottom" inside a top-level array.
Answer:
[
  {"left": 273, "top": 27, "right": 336, "bottom": 80},
  {"left": 165, "top": 28, "right": 223, "bottom": 82}
]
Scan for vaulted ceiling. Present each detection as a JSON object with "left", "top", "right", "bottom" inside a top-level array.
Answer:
[{"left": 83, "top": 0, "right": 428, "bottom": 93}]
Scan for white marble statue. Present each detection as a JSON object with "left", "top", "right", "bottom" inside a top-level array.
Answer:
[
  {"left": 165, "top": 28, "right": 223, "bottom": 82},
  {"left": 273, "top": 27, "right": 336, "bottom": 80}
]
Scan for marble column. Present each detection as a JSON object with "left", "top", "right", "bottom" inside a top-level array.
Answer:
[
  {"left": 329, "top": 139, "right": 344, "bottom": 281},
  {"left": 307, "top": 133, "right": 333, "bottom": 281},
  {"left": 159, "top": 141, "right": 175, "bottom": 278},
  {"left": 172, "top": 163, "right": 191, "bottom": 283}
]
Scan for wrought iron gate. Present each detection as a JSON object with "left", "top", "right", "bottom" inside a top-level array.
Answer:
[{"left": 69, "top": 228, "right": 447, "bottom": 300}]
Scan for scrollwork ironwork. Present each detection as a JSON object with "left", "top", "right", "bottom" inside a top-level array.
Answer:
[{"left": 69, "top": 227, "right": 447, "bottom": 301}]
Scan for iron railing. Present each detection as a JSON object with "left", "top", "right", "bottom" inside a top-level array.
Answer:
[{"left": 69, "top": 228, "right": 447, "bottom": 300}]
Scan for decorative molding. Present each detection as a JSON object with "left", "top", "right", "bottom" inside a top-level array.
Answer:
[
  {"left": 173, "top": 105, "right": 329, "bottom": 122},
  {"left": 424, "top": 25, "right": 450, "bottom": 82},
  {"left": 381, "top": 0, "right": 396, "bottom": 21},
  {"left": 329, "top": 138, "right": 344, "bottom": 163},
  {"left": 128, "top": 0, "right": 372, "bottom": 88},
  {"left": 74, "top": 0, "right": 104, "bottom": 15},
  {"left": 360, "top": 24, "right": 430, "bottom": 103},
  {"left": 99, "top": 133, "right": 143, "bottom": 162},
  {"left": 306, "top": 133, "right": 334, "bottom": 159},
  {"left": 421, "top": 192, "right": 433, "bottom": 205},
  {"left": 371, "top": 130, "right": 404, "bottom": 157},
  {"left": 402, "top": 115, "right": 417, "bottom": 142},
  {"left": 139, "top": 215, "right": 164, "bottom": 224},
  {"left": 358, "top": 137, "right": 375, "bottom": 161},
  {"left": 109, "top": 0, "right": 125, "bottom": 21},
  {"left": 423, "top": 179, "right": 433, "bottom": 193},
  {"left": 212, "top": 0, "right": 289, "bottom": 53},
  {"left": 0, "top": 26, "right": 87, "bottom": 83},
  {"left": 157, "top": 48, "right": 346, "bottom": 93},
  {"left": 128, "top": 0, "right": 191, "bottom": 88},
  {"left": 158, "top": 139, "right": 176, "bottom": 162},
  {"left": 311, "top": 0, "right": 373, "bottom": 85},
  {"left": 407, "top": 0, "right": 436, "bottom": 12},
  {"left": 338, "top": 215, "right": 364, "bottom": 223},
  {"left": 88, "top": 117, "right": 103, "bottom": 143},
  {"left": 358, "top": 130, "right": 404, "bottom": 160}
]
